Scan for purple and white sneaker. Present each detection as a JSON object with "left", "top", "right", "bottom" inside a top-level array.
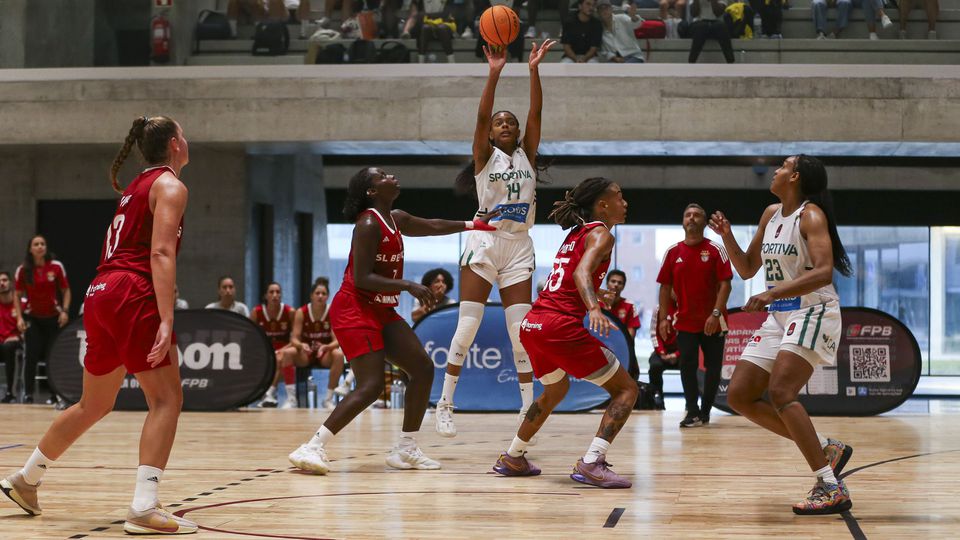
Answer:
[
  {"left": 492, "top": 452, "right": 541, "bottom": 477},
  {"left": 570, "top": 457, "right": 632, "bottom": 489}
]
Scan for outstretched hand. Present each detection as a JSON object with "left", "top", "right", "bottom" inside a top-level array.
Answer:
[
  {"left": 709, "top": 210, "right": 731, "bottom": 237},
  {"left": 528, "top": 39, "right": 557, "bottom": 68},
  {"left": 483, "top": 44, "right": 508, "bottom": 70}
]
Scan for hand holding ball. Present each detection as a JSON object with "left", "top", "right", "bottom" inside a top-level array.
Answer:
[{"left": 479, "top": 5, "right": 521, "bottom": 47}]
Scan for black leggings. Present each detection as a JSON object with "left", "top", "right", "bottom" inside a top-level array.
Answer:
[
  {"left": 1, "top": 340, "right": 19, "bottom": 394},
  {"left": 676, "top": 330, "right": 725, "bottom": 415},
  {"left": 688, "top": 20, "right": 735, "bottom": 63},
  {"left": 24, "top": 315, "right": 60, "bottom": 398}
]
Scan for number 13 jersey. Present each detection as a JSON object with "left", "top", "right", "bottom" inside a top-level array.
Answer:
[
  {"left": 762, "top": 202, "right": 838, "bottom": 312},
  {"left": 474, "top": 146, "right": 536, "bottom": 238}
]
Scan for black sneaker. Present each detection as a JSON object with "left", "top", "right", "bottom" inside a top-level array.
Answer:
[
  {"left": 679, "top": 413, "right": 702, "bottom": 428},
  {"left": 0, "top": 393, "right": 15, "bottom": 404},
  {"left": 701, "top": 412, "right": 711, "bottom": 425},
  {"left": 23, "top": 395, "right": 34, "bottom": 404},
  {"left": 653, "top": 393, "right": 665, "bottom": 410}
]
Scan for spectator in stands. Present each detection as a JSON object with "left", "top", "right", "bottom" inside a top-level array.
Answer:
[
  {"left": 812, "top": 0, "right": 891, "bottom": 40},
  {"left": 316, "top": 0, "right": 362, "bottom": 38},
  {"left": 661, "top": 0, "right": 688, "bottom": 37},
  {"left": 647, "top": 302, "right": 678, "bottom": 410},
  {"left": 598, "top": 0, "right": 646, "bottom": 63},
  {"left": 750, "top": 0, "right": 782, "bottom": 38},
  {"left": 562, "top": 0, "right": 603, "bottom": 63},
  {"left": 174, "top": 285, "right": 189, "bottom": 310},
  {"left": 602, "top": 269, "right": 642, "bottom": 379},
  {"left": 409, "top": 0, "right": 458, "bottom": 63},
  {"left": 411, "top": 268, "right": 456, "bottom": 323},
  {"left": 898, "top": 0, "right": 939, "bottom": 39},
  {"left": 0, "top": 271, "right": 22, "bottom": 403},
  {"left": 656, "top": 203, "right": 732, "bottom": 428},
  {"left": 227, "top": 0, "right": 288, "bottom": 36},
  {"left": 686, "top": 0, "right": 735, "bottom": 63},
  {"left": 14, "top": 235, "right": 71, "bottom": 405},
  {"left": 205, "top": 275, "right": 250, "bottom": 317}
]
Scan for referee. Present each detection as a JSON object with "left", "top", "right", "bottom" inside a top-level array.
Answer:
[{"left": 656, "top": 204, "right": 732, "bottom": 428}]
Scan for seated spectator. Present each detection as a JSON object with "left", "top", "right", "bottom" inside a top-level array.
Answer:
[
  {"left": 291, "top": 279, "right": 345, "bottom": 410},
  {"left": 812, "top": 0, "right": 891, "bottom": 40},
  {"left": 601, "top": 270, "right": 641, "bottom": 378},
  {"left": 686, "top": 0, "right": 735, "bottom": 64},
  {"left": 205, "top": 275, "right": 250, "bottom": 317},
  {"left": 660, "top": 0, "right": 688, "bottom": 37},
  {"left": 318, "top": 0, "right": 361, "bottom": 38},
  {"left": 411, "top": 268, "right": 456, "bottom": 323},
  {"left": 251, "top": 282, "right": 298, "bottom": 409},
  {"left": 750, "top": 0, "right": 782, "bottom": 38},
  {"left": 473, "top": 0, "right": 529, "bottom": 62},
  {"left": 598, "top": 0, "right": 645, "bottom": 63},
  {"left": 228, "top": 0, "right": 289, "bottom": 36},
  {"left": 0, "top": 271, "right": 22, "bottom": 403},
  {"left": 898, "top": 0, "right": 938, "bottom": 39},
  {"left": 647, "top": 303, "right": 678, "bottom": 410},
  {"left": 379, "top": 0, "right": 407, "bottom": 38},
  {"left": 561, "top": 0, "right": 603, "bottom": 63},
  {"left": 409, "top": 0, "right": 458, "bottom": 63},
  {"left": 174, "top": 285, "right": 189, "bottom": 310},
  {"left": 723, "top": 0, "right": 755, "bottom": 38}
]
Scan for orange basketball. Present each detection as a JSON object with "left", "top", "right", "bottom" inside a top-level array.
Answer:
[{"left": 479, "top": 5, "right": 521, "bottom": 47}]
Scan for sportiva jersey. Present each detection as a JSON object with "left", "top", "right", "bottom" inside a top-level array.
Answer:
[
  {"left": 253, "top": 303, "right": 295, "bottom": 348},
  {"left": 96, "top": 166, "right": 183, "bottom": 278},
  {"left": 474, "top": 146, "right": 536, "bottom": 238},
  {"left": 535, "top": 222, "right": 610, "bottom": 319},
  {"left": 300, "top": 304, "right": 333, "bottom": 347},
  {"left": 341, "top": 209, "right": 404, "bottom": 307},
  {"left": 762, "top": 202, "right": 839, "bottom": 311}
]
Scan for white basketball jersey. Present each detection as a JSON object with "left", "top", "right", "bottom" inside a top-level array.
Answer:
[
  {"left": 474, "top": 146, "right": 536, "bottom": 238},
  {"left": 762, "top": 202, "right": 839, "bottom": 312}
]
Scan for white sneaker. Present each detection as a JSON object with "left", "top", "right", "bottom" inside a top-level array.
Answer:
[
  {"left": 333, "top": 382, "right": 352, "bottom": 397},
  {"left": 321, "top": 398, "right": 335, "bottom": 410},
  {"left": 289, "top": 444, "right": 331, "bottom": 474},
  {"left": 280, "top": 395, "right": 297, "bottom": 409},
  {"left": 386, "top": 445, "right": 441, "bottom": 470},
  {"left": 525, "top": 26, "right": 537, "bottom": 39},
  {"left": 517, "top": 409, "right": 539, "bottom": 446},
  {"left": 816, "top": 32, "right": 827, "bottom": 40},
  {"left": 435, "top": 401, "right": 457, "bottom": 438},
  {"left": 461, "top": 27, "right": 474, "bottom": 39},
  {"left": 259, "top": 388, "right": 278, "bottom": 408},
  {"left": 869, "top": 32, "right": 879, "bottom": 40},
  {"left": 124, "top": 504, "right": 198, "bottom": 535},
  {"left": 340, "top": 17, "right": 359, "bottom": 38},
  {"left": 881, "top": 14, "right": 893, "bottom": 29}
]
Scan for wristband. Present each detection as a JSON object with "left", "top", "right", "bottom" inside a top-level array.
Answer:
[{"left": 466, "top": 219, "right": 497, "bottom": 232}]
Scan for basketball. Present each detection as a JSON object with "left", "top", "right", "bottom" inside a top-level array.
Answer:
[{"left": 479, "top": 5, "right": 521, "bottom": 47}]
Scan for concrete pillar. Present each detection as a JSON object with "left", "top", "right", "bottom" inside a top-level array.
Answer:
[{"left": 0, "top": 0, "right": 28, "bottom": 68}]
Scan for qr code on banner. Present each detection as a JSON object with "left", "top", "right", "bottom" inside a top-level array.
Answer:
[{"left": 849, "top": 345, "right": 891, "bottom": 382}]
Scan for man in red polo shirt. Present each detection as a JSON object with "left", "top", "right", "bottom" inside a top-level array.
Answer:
[
  {"left": 1, "top": 271, "right": 22, "bottom": 403},
  {"left": 656, "top": 203, "right": 732, "bottom": 428},
  {"left": 602, "top": 269, "right": 642, "bottom": 379}
]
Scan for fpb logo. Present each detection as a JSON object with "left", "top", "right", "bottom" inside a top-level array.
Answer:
[{"left": 847, "top": 325, "right": 893, "bottom": 338}]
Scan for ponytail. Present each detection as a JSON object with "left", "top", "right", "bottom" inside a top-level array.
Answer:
[
  {"left": 109, "top": 115, "right": 179, "bottom": 195},
  {"left": 795, "top": 155, "right": 853, "bottom": 277},
  {"left": 547, "top": 177, "right": 613, "bottom": 230},
  {"left": 110, "top": 116, "right": 148, "bottom": 194}
]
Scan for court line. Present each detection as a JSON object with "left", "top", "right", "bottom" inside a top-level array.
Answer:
[
  {"left": 841, "top": 511, "right": 868, "bottom": 540},
  {"left": 0, "top": 444, "right": 23, "bottom": 452},
  {"left": 603, "top": 507, "right": 625, "bottom": 528}
]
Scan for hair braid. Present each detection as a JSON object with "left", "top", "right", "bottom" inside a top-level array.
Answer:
[
  {"left": 110, "top": 116, "right": 148, "bottom": 194},
  {"left": 547, "top": 177, "right": 614, "bottom": 229}
]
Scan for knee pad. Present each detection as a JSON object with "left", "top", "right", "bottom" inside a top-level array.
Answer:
[
  {"left": 447, "top": 301, "right": 485, "bottom": 367},
  {"left": 504, "top": 303, "right": 533, "bottom": 374}
]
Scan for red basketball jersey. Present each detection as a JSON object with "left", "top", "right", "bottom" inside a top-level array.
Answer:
[
  {"left": 535, "top": 222, "right": 611, "bottom": 319},
  {"left": 340, "top": 209, "right": 404, "bottom": 307},
  {"left": 253, "top": 303, "right": 295, "bottom": 349},
  {"left": 97, "top": 166, "right": 183, "bottom": 278},
  {"left": 300, "top": 304, "right": 333, "bottom": 348}
]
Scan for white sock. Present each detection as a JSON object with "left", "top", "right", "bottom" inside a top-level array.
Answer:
[
  {"left": 507, "top": 436, "right": 529, "bottom": 458},
  {"left": 518, "top": 382, "right": 534, "bottom": 411},
  {"left": 324, "top": 388, "right": 334, "bottom": 401},
  {"left": 815, "top": 464, "right": 838, "bottom": 485},
  {"left": 818, "top": 433, "right": 829, "bottom": 449},
  {"left": 20, "top": 447, "right": 52, "bottom": 486},
  {"left": 583, "top": 437, "right": 610, "bottom": 464},
  {"left": 440, "top": 374, "right": 459, "bottom": 405},
  {"left": 309, "top": 426, "right": 335, "bottom": 449},
  {"left": 132, "top": 465, "right": 162, "bottom": 512},
  {"left": 398, "top": 430, "right": 417, "bottom": 450},
  {"left": 285, "top": 384, "right": 297, "bottom": 400}
]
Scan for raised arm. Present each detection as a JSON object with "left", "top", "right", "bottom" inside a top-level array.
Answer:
[
  {"left": 743, "top": 204, "right": 836, "bottom": 312},
  {"left": 710, "top": 204, "right": 778, "bottom": 280},
  {"left": 473, "top": 46, "right": 507, "bottom": 173},
  {"left": 147, "top": 173, "right": 188, "bottom": 367},
  {"left": 391, "top": 209, "right": 497, "bottom": 237},
  {"left": 522, "top": 40, "right": 557, "bottom": 162},
  {"left": 575, "top": 227, "right": 616, "bottom": 337}
]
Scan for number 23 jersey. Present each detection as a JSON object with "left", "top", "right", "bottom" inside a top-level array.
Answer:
[
  {"left": 474, "top": 146, "right": 536, "bottom": 238},
  {"left": 762, "top": 202, "right": 838, "bottom": 311}
]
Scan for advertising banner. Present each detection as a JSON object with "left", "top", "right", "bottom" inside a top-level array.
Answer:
[
  {"left": 713, "top": 307, "right": 922, "bottom": 416},
  {"left": 47, "top": 310, "right": 275, "bottom": 411},
  {"left": 418, "top": 303, "right": 632, "bottom": 412}
]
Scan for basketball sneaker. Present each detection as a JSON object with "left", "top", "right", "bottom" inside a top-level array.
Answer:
[
  {"left": 321, "top": 398, "right": 335, "bottom": 410},
  {"left": 124, "top": 504, "right": 198, "bottom": 535},
  {"left": 493, "top": 452, "right": 541, "bottom": 477},
  {"left": 679, "top": 412, "right": 702, "bottom": 428},
  {"left": 792, "top": 479, "right": 852, "bottom": 515},
  {"left": 288, "top": 444, "right": 331, "bottom": 474},
  {"left": 386, "top": 445, "right": 441, "bottom": 470},
  {"left": 0, "top": 472, "right": 41, "bottom": 516},
  {"left": 570, "top": 458, "right": 632, "bottom": 489},
  {"left": 333, "top": 382, "right": 352, "bottom": 397},
  {"left": 824, "top": 438, "right": 853, "bottom": 476},
  {"left": 259, "top": 387, "right": 278, "bottom": 408},
  {"left": 435, "top": 401, "right": 457, "bottom": 438},
  {"left": 516, "top": 409, "right": 538, "bottom": 445},
  {"left": 280, "top": 395, "right": 297, "bottom": 410}
]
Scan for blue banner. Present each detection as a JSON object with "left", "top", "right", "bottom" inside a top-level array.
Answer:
[{"left": 416, "top": 303, "right": 632, "bottom": 412}]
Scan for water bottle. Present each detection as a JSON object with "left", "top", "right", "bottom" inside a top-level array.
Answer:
[
  {"left": 390, "top": 378, "right": 406, "bottom": 409},
  {"left": 307, "top": 376, "right": 318, "bottom": 409}
]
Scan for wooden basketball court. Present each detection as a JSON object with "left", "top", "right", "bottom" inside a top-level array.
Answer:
[{"left": 2, "top": 404, "right": 960, "bottom": 539}]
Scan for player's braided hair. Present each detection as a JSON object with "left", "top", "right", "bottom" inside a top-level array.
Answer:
[
  {"left": 109, "top": 115, "right": 179, "bottom": 194},
  {"left": 343, "top": 167, "right": 379, "bottom": 222},
  {"left": 548, "top": 177, "right": 614, "bottom": 230},
  {"left": 795, "top": 154, "right": 853, "bottom": 277}
]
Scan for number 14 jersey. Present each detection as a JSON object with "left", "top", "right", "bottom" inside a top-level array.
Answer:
[
  {"left": 474, "top": 146, "right": 536, "bottom": 238},
  {"left": 535, "top": 222, "right": 610, "bottom": 319}
]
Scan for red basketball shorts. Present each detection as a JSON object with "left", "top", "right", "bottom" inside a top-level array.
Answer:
[
  {"left": 329, "top": 291, "right": 403, "bottom": 361},
  {"left": 82, "top": 271, "right": 175, "bottom": 376},
  {"left": 519, "top": 308, "right": 619, "bottom": 384}
]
